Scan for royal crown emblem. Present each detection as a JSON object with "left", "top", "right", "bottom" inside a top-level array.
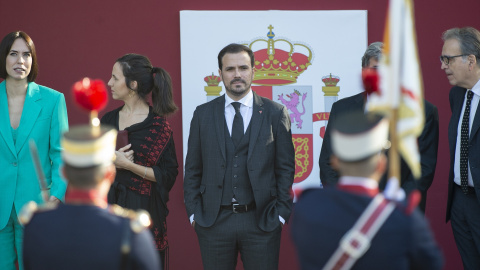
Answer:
[
  {"left": 322, "top": 73, "right": 340, "bottom": 87},
  {"left": 204, "top": 73, "right": 221, "bottom": 86},
  {"left": 245, "top": 25, "right": 313, "bottom": 86}
]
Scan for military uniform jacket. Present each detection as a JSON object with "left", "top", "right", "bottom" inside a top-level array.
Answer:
[
  {"left": 291, "top": 187, "right": 444, "bottom": 270},
  {"left": 23, "top": 204, "right": 160, "bottom": 270}
]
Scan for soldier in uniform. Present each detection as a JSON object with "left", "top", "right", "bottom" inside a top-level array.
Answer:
[
  {"left": 291, "top": 112, "right": 443, "bottom": 270},
  {"left": 21, "top": 124, "right": 161, "bottom": 270}
]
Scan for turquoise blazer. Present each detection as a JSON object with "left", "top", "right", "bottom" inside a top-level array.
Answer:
[{"left": 0, "top": 81, "right": 68, "bottom": 230}]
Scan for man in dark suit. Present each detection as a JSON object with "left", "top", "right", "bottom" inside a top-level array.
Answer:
[
  {"left": 184, "top": 43, "right": 295, "bottom": 269},
  {"left": 22, "top": 125, "right": 161, "bottom": 270},
  {"left": 442, "top": 27, "right": 480, "bottom": 269},
  {"left": 292, "top": 112, "right": 443, "bottom": 270},
  {"left": 319, "top": 42, "right": 439, "bottom": 212}
]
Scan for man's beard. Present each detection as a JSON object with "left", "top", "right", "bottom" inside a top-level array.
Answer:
[{"left": 224, "top": 78, "right": 251, "bottom": 97}]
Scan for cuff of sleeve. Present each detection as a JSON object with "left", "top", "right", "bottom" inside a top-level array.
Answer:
[
  {"left": 190, "top": 214, "right": 194, "bottom": 224},
  {"left": 50, "top": 180, "right": 67, "bottom": 202}
]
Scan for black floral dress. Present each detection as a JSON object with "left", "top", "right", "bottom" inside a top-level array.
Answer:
[{"left": 101, "top": 106, "right": 178, "bottom": 269}]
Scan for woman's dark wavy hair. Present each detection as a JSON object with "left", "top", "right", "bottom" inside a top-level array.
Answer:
[{"left": 116, "top": 53, "right": 177, "bottom": 116}]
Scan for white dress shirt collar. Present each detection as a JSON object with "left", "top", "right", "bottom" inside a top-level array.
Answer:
[
  {"left": 224, "top": 91, "right": 253, "bottom": 135},
  {"left": 225, "top": 90, "right": 253, "bottom": 109},
  {"left": 338, "top": 176, "right": 379, "bottom": 190},
  {"left": 471, "top": 78, "right": 480, "bottom": 96}
]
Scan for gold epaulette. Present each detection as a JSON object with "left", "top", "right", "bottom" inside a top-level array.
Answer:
[
  {"left": 109, "top": 204, "right": 152, "bottom": 233},
  {"left": 18, "top": 201, "right": 58, "bottom": 225}
]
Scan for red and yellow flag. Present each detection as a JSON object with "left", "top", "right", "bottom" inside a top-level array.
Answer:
[{"left": 366, "top": 0, "right": 424, "bottom": 178}]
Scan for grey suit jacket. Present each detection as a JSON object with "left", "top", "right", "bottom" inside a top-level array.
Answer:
[{"left": 184, "top": 92, "right": 295, "bottom": 232}]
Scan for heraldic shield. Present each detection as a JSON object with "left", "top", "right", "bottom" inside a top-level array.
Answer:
[
  {"left": 254, "top": 85, "right": 314, "bottom": 184},
  {"left": 247, "top": 25, "right": 315, "bottom": 184}
]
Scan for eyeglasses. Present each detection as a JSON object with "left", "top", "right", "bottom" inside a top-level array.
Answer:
[{"left": 439, "top": 54, "right": 468, "bottom": 65}]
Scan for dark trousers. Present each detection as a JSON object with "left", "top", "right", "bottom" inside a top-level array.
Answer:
[
  {"left": 451, "top": 185, "right": 480, "bottom": 270},
  {"left": 195, "top": 208, "right": 282, "bottom": 270}
]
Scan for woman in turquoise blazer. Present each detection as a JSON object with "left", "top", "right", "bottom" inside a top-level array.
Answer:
[{"left": 0, "top": 31, "right": 68, "bottom": 270}]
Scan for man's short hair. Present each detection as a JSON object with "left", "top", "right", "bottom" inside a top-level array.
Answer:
[
  {"left": 361, "top": 42, "right": 383, "bottom": 68},
  {"left": 336, "top": 153, "right": 384, "bottom": 177},
  {"left": 61, "top": 125, "right": 117, "bottom": 189},
  {"left": 63, "top": 164, "right": 110, "bottom": 189},
  {"left": 218, "top": 43, "right": 255, "bottom": 70},
  {"left": 442, "top": 27, "right": 480, "bottom": 67}
]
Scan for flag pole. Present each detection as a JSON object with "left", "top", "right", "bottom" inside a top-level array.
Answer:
[{"left": 388, "top": 108, "right": 400, "bottom": 181}]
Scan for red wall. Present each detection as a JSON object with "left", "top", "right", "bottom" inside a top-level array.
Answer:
[{"left": 2, "top": 0, "right": 480, "bottom": 269}]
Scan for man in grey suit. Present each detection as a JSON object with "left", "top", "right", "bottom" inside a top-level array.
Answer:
[
  {"left": 442, "top": 27, "right": 480, "bottom": 269},
  {"left": 184, "top": 43, "right": 295, "bottom": 269}
]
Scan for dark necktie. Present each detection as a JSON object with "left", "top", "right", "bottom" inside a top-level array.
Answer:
[
  {"left": 231, "top": 102, "right": 244, "bottom": 147},
  {"left": 460, "top": 90, "right": 474, "bottom": 194}
]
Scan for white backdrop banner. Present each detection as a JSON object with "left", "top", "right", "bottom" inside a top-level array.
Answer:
[{"left": 180, "top": 10, "right": 368, "bottom": 192}]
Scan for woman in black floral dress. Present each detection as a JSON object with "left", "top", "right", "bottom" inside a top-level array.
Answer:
[{"left": 101, "top": 54, "right": 178, "bottom": 269}]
